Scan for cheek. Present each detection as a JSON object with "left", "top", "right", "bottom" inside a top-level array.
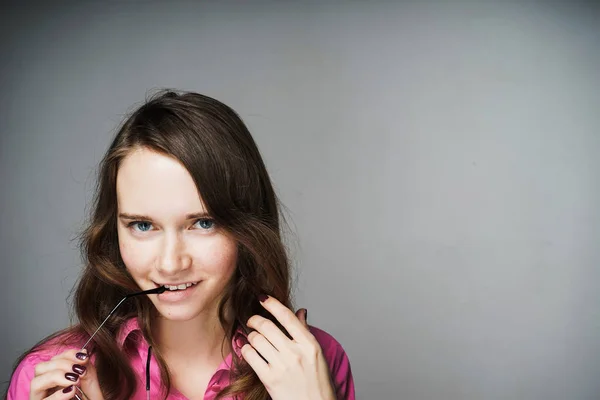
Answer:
[
  {"left": 197, "top": 237, "right": 238, "bottom": 276},
  {"left": 118, "top": 231, "right": 152, "bottom": 276}
]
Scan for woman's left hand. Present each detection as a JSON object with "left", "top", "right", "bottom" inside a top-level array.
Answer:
[{"left": 242, "top": 295, "right": 336, "bottom": 400}]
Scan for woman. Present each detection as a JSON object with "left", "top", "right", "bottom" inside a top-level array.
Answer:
[{"left": 4, "top": 91, "right": 355, "bottom": 400}]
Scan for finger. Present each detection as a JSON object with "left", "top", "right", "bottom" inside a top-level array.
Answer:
[
  {"left": 50, "top": 349, "right": 89, "bottom": 364},
  {"left": 258, "top": 295, "right": 312, "bottom": 343},
  {"left": 45, "top": 384, "right": 78, "bottom": 399},
  {"left": 246, "top": 315, "right": 291, "bottom": 352},
  {"left": 35, "top": 358, "right": 87, "bottom": 380},
  {"left": 240, "top": 343, "right": 270, "bottom": 380},
  {"left": 295, "top": 308, "right": 308, "bottom": 327},
  {"left": 30, "top": 369, "right": 80, "bottom": 398},
  {"left": 247, "top": 331, "right": 281, "bottom": 366}
]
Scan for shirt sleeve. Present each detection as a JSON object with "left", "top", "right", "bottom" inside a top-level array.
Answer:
[
  {"left": 309, "top": 325, "right": 356, "bottom": 400},
  {"left": 6, "top": 354, "right": 39, "bottom": 400}
]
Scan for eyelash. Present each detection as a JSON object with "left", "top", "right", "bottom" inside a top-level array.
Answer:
[{"left": 126, "top": 218, "right": 216, "bottom": 233}]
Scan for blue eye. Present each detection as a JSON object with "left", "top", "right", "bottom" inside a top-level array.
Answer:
[
  {"left": 195, "top": 219, "right": 215, "bottom": 230},
  {"left": 129, "top": 221, "right": 153, "bottom": 232},
  {"left": 125, "top": 219, "right": 214, "bottom": 233}
]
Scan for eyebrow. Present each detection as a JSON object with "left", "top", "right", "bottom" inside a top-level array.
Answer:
[{"left": 118, "top": 212, "right": 211, "bottom": 221}]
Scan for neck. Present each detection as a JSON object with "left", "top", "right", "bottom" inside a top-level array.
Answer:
[{"left": 152, "top": 309, "right": 232, "bottom": 364}]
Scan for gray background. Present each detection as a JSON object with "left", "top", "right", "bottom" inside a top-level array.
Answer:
[{"left": 1, "top": 1, "right": 599, "bottom": 399}]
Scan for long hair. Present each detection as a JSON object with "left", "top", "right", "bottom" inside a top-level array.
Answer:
[{"left": 4, "top": 90, "right": 293, "bottom": 400}]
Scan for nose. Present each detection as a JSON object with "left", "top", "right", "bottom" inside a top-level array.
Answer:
[{"left": 156, "top": 231, "right": 192, "bottom": 276}]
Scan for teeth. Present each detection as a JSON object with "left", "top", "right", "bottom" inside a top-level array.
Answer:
[{"left": 162, "top": 282, "right": 197, "bottom": 291}]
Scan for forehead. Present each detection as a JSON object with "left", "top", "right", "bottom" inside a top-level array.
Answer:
[{"left": 116, "top": 148, "right": 205, "bottom": 215}]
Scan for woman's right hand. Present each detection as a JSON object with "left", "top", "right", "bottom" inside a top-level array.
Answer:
[{"left": 29, "top": 349, "right": 103, "bottom": 400}]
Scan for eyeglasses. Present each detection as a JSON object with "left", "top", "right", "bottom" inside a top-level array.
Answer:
[
  {"left": 73, "top": 286, "right": 166, "bottom": 400},
  {"left": 146, "top": 346, "right": 153, "bottom": 400}
]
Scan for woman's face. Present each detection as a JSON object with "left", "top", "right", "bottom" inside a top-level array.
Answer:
[{"left": 116, "top": 147, "right": 238, "bottom": 321}]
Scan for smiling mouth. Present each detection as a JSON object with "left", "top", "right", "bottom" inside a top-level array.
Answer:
[{"left": 154, "top": 282, "right": 199, "bottom": 291}]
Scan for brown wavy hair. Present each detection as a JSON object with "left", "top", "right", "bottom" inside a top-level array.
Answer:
[{"left": 4, "top": 90, "right": 294, "bottom": 400}]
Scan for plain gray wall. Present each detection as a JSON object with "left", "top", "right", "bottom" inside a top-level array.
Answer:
[{"left": 1, "top": 1, "right": 599, "bottom": 399}]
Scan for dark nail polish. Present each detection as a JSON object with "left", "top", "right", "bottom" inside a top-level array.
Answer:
[
  {"left": 75, "top": 352, "right": 88, "bottom": 360},
  {"left": 258, "top": 294, "right": 268, "bottom": 302},
  {"left": 65, "top": 372, "right": 78, "bottom": 382},
  {"left": 73, "top": 364, "right": 86, "bottom": 375},
  {"left": 304, "top": 309, "right": 308, "bottom": 321},
  {"left": 63, "top": 385, "right": 74, "bottom": 393}
]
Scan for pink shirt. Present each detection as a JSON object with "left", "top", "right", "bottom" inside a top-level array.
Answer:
[{"left": 7, "top": 317, "right": 355, "bottom": 399}]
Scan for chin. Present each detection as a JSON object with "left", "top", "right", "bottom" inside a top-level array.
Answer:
[{"left": 154, "top": 305, "right": 206, "bottom": 322}]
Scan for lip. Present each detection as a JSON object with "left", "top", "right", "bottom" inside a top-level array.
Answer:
[
  {"left": 153, "top": 281, "right": 201, "bottom": 303},
  {"left": 153, "top": 281, "right": 199, "bottom": 287}
]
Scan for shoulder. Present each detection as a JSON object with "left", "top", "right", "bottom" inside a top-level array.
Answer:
[
  {"left": 6, "top": 349, "right": 62, "bottom": 399},
  {"left": 6, "top": 332, "right": 83, "bottom": 400},
  {"left": 308, "top": 325, "right": 356, "bottom": 400},
  {"left": 6, "top": 351, "right": 44, "bottom": 400},
  {"left": 308, "top": 325, "right": 350, "bottom": 363}
]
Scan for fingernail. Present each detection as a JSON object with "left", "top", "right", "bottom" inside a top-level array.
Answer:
[
  {"left": 304, "top": 309, "right": 308, "bottom": 321},
  {"left": 65, "top": 372, "right": 79, "bottom": 382},
  {"left": 258, "top": 294, "right": 268, "bottom": 302},
  {"left": 73, "top": 364, "right": 86, "bottom": 375},
  {"left": 235, "top": 335, "right": 248, "bottom": 349},
  {"left": 63, "top": 385, "right": 74, "bottom": 393},
  {"left": 75, "top": 352, "right": 88, "bottom": 360},
  {"left": 240, "top": 336, "right": 249, "bottom": 347}
]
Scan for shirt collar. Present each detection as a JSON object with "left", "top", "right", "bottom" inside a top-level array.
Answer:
[
  {"left": 116, "top": 317, "right": 141, "bottom": 348},
  {"left": 116, "top": 317, "right": 249, "bottom": 358}
]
